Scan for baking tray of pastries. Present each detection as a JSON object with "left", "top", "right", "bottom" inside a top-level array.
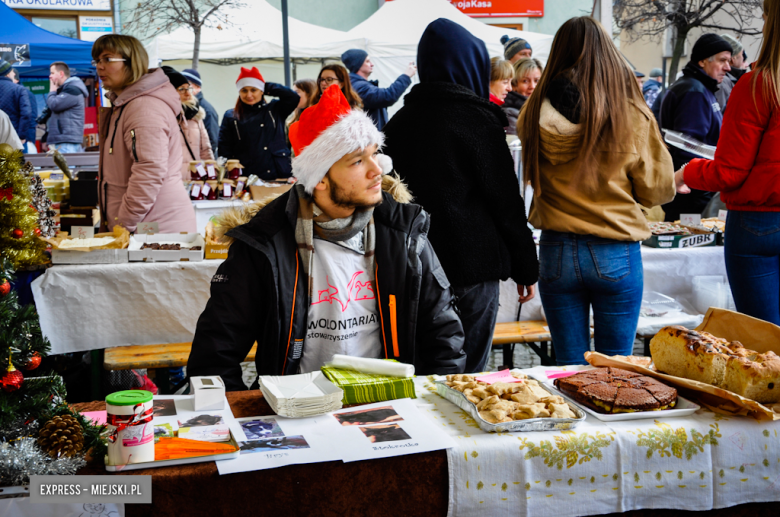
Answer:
[
  {"left": 531, "top": 368, "right": 700, "bottom": 422},
  {"left": 434, "top": 373, "right": 586, "bottom": 433}
]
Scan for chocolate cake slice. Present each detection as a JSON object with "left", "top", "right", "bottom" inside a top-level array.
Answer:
[
  {"left": 608, "top": 367, "right": 643, "bottom": 379},
  {"left": 578, "top": 383, "right": 619, "bottom": 413},
  {"left": 641, "top": 383, "right": 678, "bottom": 408},
  {"left": 613, "top": 387, "right": 661, "bottom": 412},
  {"left": 554, "top": 375, "right": 602, "bottom": 396}
]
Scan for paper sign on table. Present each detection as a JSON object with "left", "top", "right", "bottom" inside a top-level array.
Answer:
[
  {"left": 475, "top": 370, "right": 524, "bottom": 384},
  {"left": 195, "top": 163, "right": 207, "bottom": 178},
  {"left": 680, "top": 213, "right": 701, "bottom": 226},
  {"left": 137, "top": 222, "right": 159, "bottom": 234},
  {"left": 71, "top": 226, "right": 94, "bottom": 239},
  {"left": 544, "top": 370, "right": 579, "bottom": 380},
  {"left": 718, "top": 209, "right": 728, "bottom": 222}
]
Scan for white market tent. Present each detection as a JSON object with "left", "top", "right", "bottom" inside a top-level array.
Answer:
[
  {"left": 346, "top": 0, "right": 554, "bottom": 115},
  {"left": 146, "top": 0, "right": 366, "bottom": 64}
]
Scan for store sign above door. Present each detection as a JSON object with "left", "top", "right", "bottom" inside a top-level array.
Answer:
[
  {"left": 449, "top": 0, "right": 544, "bottom": 17},
  {"left": 0, "top": 43, "right": 30, "bottom": 67},
  {"left": 0, "top": 0, "right": 111, "bottom": 11}
]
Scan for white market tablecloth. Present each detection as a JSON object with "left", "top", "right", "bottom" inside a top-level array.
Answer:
[
  {"left": 412, "top": 369, "right": 780, "bottom": 517},
  {"left": 31, "top": 261, "right": 221, "bottom": 355},
  {"left": 32, "top": 246, "right": 726, "bottom": 355}
]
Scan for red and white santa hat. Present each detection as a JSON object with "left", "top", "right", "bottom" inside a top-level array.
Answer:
[
  {"left": 289, "top": 84, "right": 392, "bottom": 194},
  {"left": 236, "top": 66, "right": 265, "bottom": 92}
]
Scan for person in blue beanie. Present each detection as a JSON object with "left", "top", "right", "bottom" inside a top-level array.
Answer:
[
  {"left": 182, "top": 68, "right": 219, "bottom": 155},
  {"left": 500, "top": 34, "right": 532, "bottom": 63},
  {"left": 660, "top": 33, "right": 733, "bottom": 221},
  {"left": 341, "top": 49, "right": 416, "bottom": 130}
]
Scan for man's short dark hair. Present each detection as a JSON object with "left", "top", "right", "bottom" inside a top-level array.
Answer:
[{"left": 50, "top": 62, "right": 70, "bottom": 78}]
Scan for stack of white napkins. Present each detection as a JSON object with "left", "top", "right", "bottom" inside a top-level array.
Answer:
[{"left": 259, "top": 371, "right": 343, "bottom": 418}]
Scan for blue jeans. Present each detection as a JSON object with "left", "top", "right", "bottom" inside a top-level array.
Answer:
[
  {"left": 453, "top": 280, "right": 500, "bottom": 373},
  {"left": 725, "top": 211, "right": 780, "bottom": 326},
  {"left": 538, "top": 231, "right": 643, "bottom": 365}
]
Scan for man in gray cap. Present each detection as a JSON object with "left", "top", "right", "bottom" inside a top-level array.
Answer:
[
  {"left": 643, "top": 68, "right": 664, "bottom": 107},
  {"left": 715, "top": 34, "right": 747, "bottom": 109},
  {"left": 340, "top": 49, "right": 416, "bottom": 130},
  {"left": 182, "top": 68, "right": 219, "bottom": 154},
  {"left": 500, "top": 35, "right": 532, "bottom": 63}
]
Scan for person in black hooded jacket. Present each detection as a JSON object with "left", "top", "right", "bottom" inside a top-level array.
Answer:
[
  {"left": 218, "top": 67, "right": 299, "bottom": 180},
  {"left": 383, "top": 18, "right": 539, "bottom": 373}
]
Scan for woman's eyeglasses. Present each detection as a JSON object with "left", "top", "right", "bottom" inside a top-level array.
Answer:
[
  {"left": 177, "top": 86, "right": 194, "bottom": 93},
  {"left": 91, "top": 57, "right": 126, "bottom": 66},
  {"left": 319, "top": 77, "right": 339, "bottom": 84}
]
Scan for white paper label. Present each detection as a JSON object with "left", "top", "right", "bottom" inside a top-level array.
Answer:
[
  {"left": 191, "top": 184, "right": 201, "bottom": 198},
  {"left": 223, "top": 183, "right": 232, "bottom": 197},
  {"left": 236, "top": 180, "right": 245, "bottom": 193},
  {"left": 137, "top": 222, "right": 159, "bottom": 234},
  {"left": 207, "top": 164, "right": 217, "bottom": 179},
  {"left": 202, "top": 183, "right": 212, "bottom": 196},
  {"left": 718, "top": 209, "right": 728, "bottom": 221},
  {"left": 71, "top": 226, "right": 94, "bottom": 239},
  {"left": 195, "top": 163, "right": 207, "bottom": 178},
  {"left": 680, "top": 213, "right": 701, "bottom": 226}
]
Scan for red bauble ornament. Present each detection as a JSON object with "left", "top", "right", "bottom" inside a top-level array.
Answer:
[
  {"left": 23, "top": 352, "right": 41, "bottom": 371},
  {"left": 12, "top": 229, "right": 23, "bottom": 239},
  {"left": 34, "top": 228, "right": 41, "bottom": 236},
  {"left": 0, "top": 280, "right": 9, "bottom": 297},
  {"left": 1, "top": 364, "right": 23, "bottom": 392}
]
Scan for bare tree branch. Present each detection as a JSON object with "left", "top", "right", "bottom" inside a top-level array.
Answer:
[
  {"left": 614, "top": 0, "right": 762, "bottom": 80},
  {"left": 123, "top": 0, "right": 244, "bottom": 69}
]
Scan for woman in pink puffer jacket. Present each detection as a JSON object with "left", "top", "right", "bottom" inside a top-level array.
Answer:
[{"left": 93, "top": 34, "right": 196, "bottom": 233}]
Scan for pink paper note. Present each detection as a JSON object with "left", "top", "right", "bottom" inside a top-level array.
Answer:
[
  {"left": 545, "top": 370, "right": 579, "bottom": 380},
  {"left": 475, "top": 370, "right": 524, "bottom": 385},
  {"left": 81, "top": 410, "right": 107, "bottom": 426}
]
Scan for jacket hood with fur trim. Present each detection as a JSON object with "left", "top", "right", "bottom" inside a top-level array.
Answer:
[{"left": 214, "top": 173, "right": 413, "bottom": 243}]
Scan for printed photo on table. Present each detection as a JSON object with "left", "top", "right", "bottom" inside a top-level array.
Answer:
[
  {"left": 153, "top": 399, "right": 177, "bottom": 417},
  {"left": 359, "top": 424, "right": 412, "bottom": 443},
  {"left": 239, "top": 435, "right": 311, "bottom": 453},
  {"left": 178, "top": 413, "right": 224, "bottom": 428},
  {"left": 154, "top": 423, "right": 174, "bottom": 442},
  {"left": 238, "top": 416, "right": 285, "bottom": 440},
  {"left": 333, "top": 406, "right": 403, "bottom": 426}
]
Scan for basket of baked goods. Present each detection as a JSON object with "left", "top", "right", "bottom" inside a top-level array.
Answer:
[
  {"left": 436, "top": 372, "right": 586, "bottom": 432},
  {"left": 545, "top": 367, "right": 700, "bottom": 422},
  {"left": 585, "top": 308, "right": 780, "bottom": 421}
]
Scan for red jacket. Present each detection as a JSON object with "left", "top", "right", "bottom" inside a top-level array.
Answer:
[{"left": 684, "top": 70, "right": 780, "bottom": 211}]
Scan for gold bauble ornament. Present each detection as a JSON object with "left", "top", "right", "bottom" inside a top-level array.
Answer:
[
  {"left": 0, "top": 142, "right": 15, "bottom": 159},
  {"left": 37, "top": 415, "right": 85, "bottom": 458}
]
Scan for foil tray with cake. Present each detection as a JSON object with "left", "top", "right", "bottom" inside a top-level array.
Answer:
[
  {"left": 650, "top": 325, "right": 780, "bottom": 404},
  {"left": 547, "top": 367, "right": 700, "bottom": 422},
  {"left": 435, "top": 373, "right": 586, "bottom": 433}
]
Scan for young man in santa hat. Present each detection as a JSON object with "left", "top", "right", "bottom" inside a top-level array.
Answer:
[{"left": 188, "top": 85, "right": 466, "bottom": 391}]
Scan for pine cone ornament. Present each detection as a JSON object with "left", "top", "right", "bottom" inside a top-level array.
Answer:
[{"left": 38, "top": 415, "right": 85, "bottom": 458}]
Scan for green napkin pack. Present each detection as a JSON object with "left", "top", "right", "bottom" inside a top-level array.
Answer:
[{"left": 320, "top": 364, "right": 416, "bottom": 405}]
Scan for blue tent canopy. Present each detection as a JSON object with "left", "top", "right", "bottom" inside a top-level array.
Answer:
[{"left": 0, "top": 2, "right": 95, "bottom": 79}]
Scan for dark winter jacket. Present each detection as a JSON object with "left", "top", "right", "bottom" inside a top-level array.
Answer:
[
  {"left": 660, "top": 61, "right": 724, "bottom": 220},
  {"left": 0, "top": 76, "right": 31, "bottom": 141},
  {"left": 196, "top": 91, "right": 219, "bottom": 155},
  {"left": 217, "top": 83, "right": 299, "bottom": 180},
  {"left": 384, "top": 36, "right": 537, "bottom": 289},
  {"left": 23, "top": 89, "right": 37, "bottom": 143},
  {"left": 502, "top": 91, "right": 527, "bottom": 136},
  {"left": 46, "top": 76, "right": 88, "bottom": 145},
  {"left": 349, "top": 72, "right": 412, "bottom": 130},
  {"left": 187, "top": 180, "right": 467, "bottom": 390}
]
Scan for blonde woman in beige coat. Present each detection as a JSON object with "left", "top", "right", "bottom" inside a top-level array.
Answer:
[{"left": 162, "top": 66, "right": 214, "bottom": 179}]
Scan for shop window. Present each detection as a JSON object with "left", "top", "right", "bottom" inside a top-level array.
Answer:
[{"left": 32, "top": 17, "right": 79, "bottom": 39}]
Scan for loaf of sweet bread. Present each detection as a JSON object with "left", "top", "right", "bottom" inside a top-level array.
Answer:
[{"left": 650, "top": 326, "right": 780, "bottom": 403}]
